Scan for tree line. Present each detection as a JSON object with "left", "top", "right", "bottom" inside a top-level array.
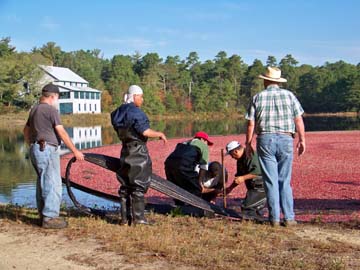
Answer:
[{"left": 0, "top": 37, "right": 359, "bottom": 115}]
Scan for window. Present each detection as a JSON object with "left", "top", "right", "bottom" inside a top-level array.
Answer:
[
  {"left": 85, "top": 92, "right": 90, "bottom": 99},
  {"left": 96, "top": 93, "right": 100, "bottom": 99},
  {"left": 59, "top": 92, "right": 70, "bottom": 99},
  {"left": 84, "top": 103, "right": 87, "bottom": 111},
  {"left": 94, "top": 104, "right": 97, "bottom": 111},
  {"left": 78, "top": 104, "right": 81, "bottom": 112},
  {"left": 80, "top": 92, "right": 85, "bottom": 99},
  {"left": 79, "top": 130, "right": 81, "bottom": 138},
  {"left": 91, "top": 92, "right": 95, "bottom": 99},
  {"left": 74, "top": 91, "right": 79, "bottom": 98},
  {"left": 89, "top": 104, "right": 92, "bottom": 111}
]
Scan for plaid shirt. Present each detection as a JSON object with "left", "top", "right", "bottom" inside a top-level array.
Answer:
[{"left": 245, "top": 85, "right": 304, "bottom": 134}]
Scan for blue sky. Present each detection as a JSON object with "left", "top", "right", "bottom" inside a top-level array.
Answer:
[{"left": 1, "top": 0, "right": 359, "bottom": 66}]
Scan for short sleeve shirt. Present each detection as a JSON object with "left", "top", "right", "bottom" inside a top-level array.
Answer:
[
  {"left": 26, "top": 103, "right": 62, "bottom": 145},
  {"left": 189, "top": 138, "right": 209, "bottom": 169},
  {"left": 245, "top": 85, "right": 304, "bottom": 134}
]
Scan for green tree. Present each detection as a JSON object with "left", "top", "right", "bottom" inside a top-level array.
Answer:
[
  {"left": 39, "top": 42, "right": 62, "bottom": 66},
  {"left": 0, "top": 37, "right": 16, "bottom": 57},
  {"left": 279, "top": 54, "right": 299, "bottom": 93},
  {"left": 266, "top": 55, "right": 277, "bottom": 67}
]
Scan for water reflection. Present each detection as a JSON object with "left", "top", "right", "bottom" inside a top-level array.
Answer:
[
  {"left": 60, "top": 126, "right": 103, "bottom": 155},
  {"left": 1, "top": 116, "right": 359, "bottom": 208}
]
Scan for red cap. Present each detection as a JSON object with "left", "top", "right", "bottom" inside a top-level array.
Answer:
[{"left": 194, "top": 131, "right": 214, "bottom": 146}]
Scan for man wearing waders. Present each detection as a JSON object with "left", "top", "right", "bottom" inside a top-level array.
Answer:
[
  {"left": 111, "top": 85, "right": 167, "bottom": 225},
  {"left": 165, "top": 132, "right": 226, "bottom": 202},
  {"left": 226, "top": 141, "right": 267, "bottom": 218}
]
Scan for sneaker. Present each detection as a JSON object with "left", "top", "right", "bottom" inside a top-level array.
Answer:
[
  {"left": 284, "top": 220, "right": 298, "bottom": 227},
  {"left": 42, "top": 217, "right": 68, "bottom": 229}
]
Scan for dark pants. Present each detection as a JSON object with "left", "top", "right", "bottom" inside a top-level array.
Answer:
[
  {"left": 242, "top": 178, "right": 267, "bottom": 211},
  {"left": 117, "top": 142, "right": 152, "bottom": 197},
  {"left": 165, "top": 158, "right": 202, "bottom": 198}
]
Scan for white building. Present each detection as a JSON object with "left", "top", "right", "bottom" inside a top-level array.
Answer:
[{"left": 39, "top": 65, "right": 102, "bottom": 114}]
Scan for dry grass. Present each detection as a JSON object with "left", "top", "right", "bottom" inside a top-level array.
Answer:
[{"left": 1, "top": 204, "right": 359, "bottom": 270}]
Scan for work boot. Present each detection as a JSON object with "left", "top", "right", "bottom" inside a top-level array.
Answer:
[
  {"left": 42, "top": 217, "right": 68, "bottom": 229},
  {"left": 284, "top": 220, "right": 298, "bottom": 227},
  {"left": 270, "top": 221, "right": 280, "bottom": 227},
  {"left": 120, "top": 196, "right": 132, "bottom": 226},
  {"left": 132, "top": 192, "right": 154, "bottom": 225}
]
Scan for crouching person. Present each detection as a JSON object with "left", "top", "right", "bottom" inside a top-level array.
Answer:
[
  {"left": 226, "top": 141, "right": 267, "bottom": 217},
  {"left": 111, "top": 85, "right": 167, "bottom": 225},
  {"left": 165, "top": 131, "right": 226, "bottom": 203}
]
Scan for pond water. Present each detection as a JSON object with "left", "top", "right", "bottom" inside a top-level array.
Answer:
[{"left": 0, "top": 116, "right": 359, "bottom": 209}]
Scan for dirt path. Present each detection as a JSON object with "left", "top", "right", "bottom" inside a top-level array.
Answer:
[{"left": 0, "top": 219, "right": 194, "bottom": 270}]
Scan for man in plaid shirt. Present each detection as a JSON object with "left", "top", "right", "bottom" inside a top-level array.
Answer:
[{"left": 245, "top": 67, "right": 306, "bottom": 227}]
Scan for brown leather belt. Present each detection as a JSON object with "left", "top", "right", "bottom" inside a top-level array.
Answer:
[{"left": 34, "top": 140, "right": 58, "bottom": 151}]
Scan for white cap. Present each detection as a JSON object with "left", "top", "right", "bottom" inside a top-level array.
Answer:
[
  {"left": 226, "top": 141, "right": 241, "bottom": 155},
  {"left": 128, "top": 85, "right": 143, "bottom": 95}
]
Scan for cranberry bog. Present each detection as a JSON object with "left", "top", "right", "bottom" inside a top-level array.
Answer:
[{"left": 61, "top": 131, "right": 360, "bottom": 223}]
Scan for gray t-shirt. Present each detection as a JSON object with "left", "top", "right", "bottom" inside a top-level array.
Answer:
[{"left": 26, "top": 103, "right": 62, "bottom": 145}]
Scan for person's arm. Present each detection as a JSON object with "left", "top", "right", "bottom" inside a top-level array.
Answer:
[
  {"left": 234, "top": 173, "right": 258, "bottom": 184},
  {"left": 23, "top": 125, "right": 31, "bottom": 145},
  {"left": 245, "top": 120, "right": 255, "bottom": 158},
  {"left": 143, "top": 128, "right": 167, "bottom": 144},
  {"left": 55, "top": 125, "right": 84, "bottom": 161},
  {"left": 294, "top": 116, "right": 306, "bottom": 156}
]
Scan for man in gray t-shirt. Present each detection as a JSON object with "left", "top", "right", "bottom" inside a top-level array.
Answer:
[{"left": 24, "top": 83, "right": 84, "bottom": 229}]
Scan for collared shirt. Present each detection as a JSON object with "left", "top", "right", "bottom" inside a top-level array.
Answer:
[{"left": 245, "top": 84, "right": 304, "bottom": 134}]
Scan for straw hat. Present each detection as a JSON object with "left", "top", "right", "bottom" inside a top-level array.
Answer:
[{"left": 258, "top": 67, "right": 287, "bottom": 83}]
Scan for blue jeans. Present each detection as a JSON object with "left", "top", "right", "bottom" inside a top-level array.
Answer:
[
  {"left": 256, "top": 134, "right": 295, "bottom": 222},
  {"left": 29, "top": 143, "right": 62, "bottom": 219}
]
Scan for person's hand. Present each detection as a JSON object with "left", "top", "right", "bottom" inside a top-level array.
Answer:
[
  {"left": 74, "top": 150, "right": 84, "bottom": 161},
  {"left": 234, "top": 176, "right": 246, "bottom": 184},
  {"left": 297, "top": 140, "right": 306, "bottom": 156},
  {"left": 159, "top": 132, "right": 167, "bottom": 144}
]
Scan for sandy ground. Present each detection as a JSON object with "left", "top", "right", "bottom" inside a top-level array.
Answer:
[
  {"left": 1, "top": 218, "right": 359, "bottom": 270},
  {"left": 0, "top": 219, "right": 195, "bottom": 270}
]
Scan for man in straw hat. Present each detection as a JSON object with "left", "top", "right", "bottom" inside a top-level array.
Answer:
[
  {"left": 245, "top": 67, "right": 306, "bottom": 227},
  {"left": 111, "top": 85, "right": 167, "bottom": 225}
]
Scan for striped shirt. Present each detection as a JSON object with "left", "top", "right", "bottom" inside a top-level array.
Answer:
[{"left": 245, "top": 85, "right": 304, "bottom": 134}]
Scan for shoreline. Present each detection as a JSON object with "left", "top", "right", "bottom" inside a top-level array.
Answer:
[{"left": 0, "top": 111, "right": 358, "bottom": 130}]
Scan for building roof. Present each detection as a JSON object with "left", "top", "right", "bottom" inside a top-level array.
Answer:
[
  {"left": 39, "top": 65, "right": 88, "bottom": 84},
  {"left": 57, "top": 84, "right": 101, "bottom": 93}
]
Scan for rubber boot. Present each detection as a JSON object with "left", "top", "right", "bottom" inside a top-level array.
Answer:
[
  {"left": 132, "top": 192, "right": 154, "bottom": 225},
  {"left": 120, "top": 196, "right": 132, "bottom": 226}
]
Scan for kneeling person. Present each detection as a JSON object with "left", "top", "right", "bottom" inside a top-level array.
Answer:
[
  {"left": 165, "top": 132, "right": 224, "bottom": 202},
  {"left": 226, "top": 141, "right": 266, "bottom": 217}
]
